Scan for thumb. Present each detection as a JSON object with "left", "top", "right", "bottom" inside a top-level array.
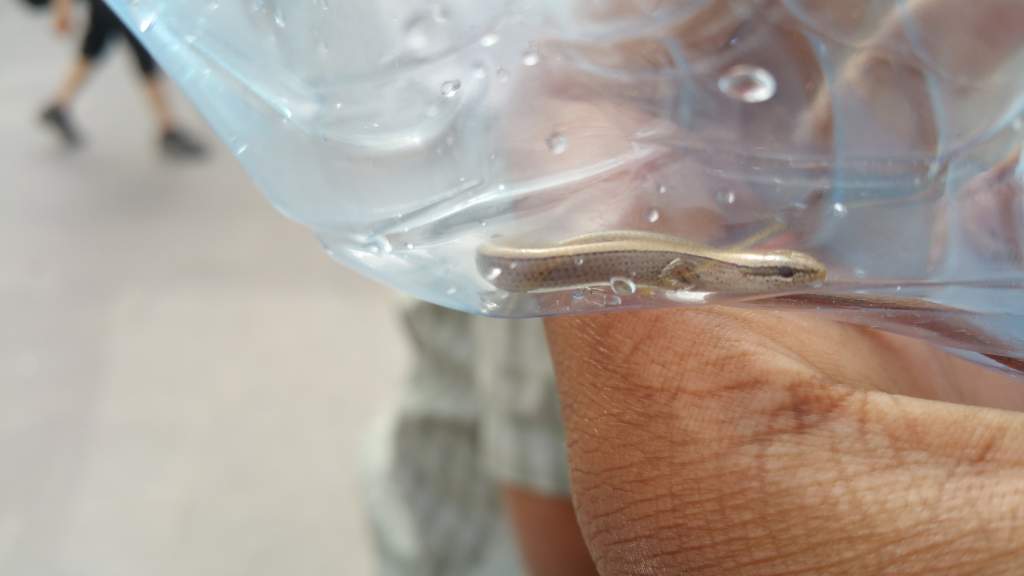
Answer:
[{"left": 545, "top": 309, "right": 1024, "bottom": 576}]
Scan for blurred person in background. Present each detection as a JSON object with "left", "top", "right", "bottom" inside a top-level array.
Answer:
[
  {"left": 40, "top": 0, "right": 205, "bottom": 158},
  {"left": 363, "top": 303, "right": 595, "bottom": 576}
]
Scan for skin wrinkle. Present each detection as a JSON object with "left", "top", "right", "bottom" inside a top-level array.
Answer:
[
  {"left": 596, "top": 445, "right": 1009, "bottom": 574},
  {"left": 644, "top": 507, "right": 830, "bottom": 561},
  {"left": 744, "top": 459, "right": 854, "bottom": 546},
  {"left": 774, "top": 467, "right": 999, "bottom": 569},
  {"left": 726, "top": 511, "right": 986, "bottom": 574},
  {"left": 893, "top": 524, "right": 1009, "bottom": 571},
  {"left": 589, "top": 457, "right": 835, "bottom": 561}
]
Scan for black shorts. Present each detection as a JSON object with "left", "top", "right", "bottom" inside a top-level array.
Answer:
[{"left": 81, "top": 0, "right": 158, "bottom": 77}]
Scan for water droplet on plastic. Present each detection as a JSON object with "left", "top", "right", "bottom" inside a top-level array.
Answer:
[
  {"left": 717, "top": 189, "right": 737, "bottom": 205},
  {"left": 717, "top": 64, "right": 777, "bottom": 103},
  {"left": 272, "top": 8, "right": 286, "bottom": 28},
  {"left": 207, "top": 0, "right": 219, "bottom": 10},
  {"left": 440, "top": 80, "right": 461, "bottom": 98},
  {"left": 479, "top": 220, "right": 488, "bottom": 227},
  {"left": 139, "top": 13, "right": 156, "bottom": 32},
  {"left": 545, "top": 132, "right": 567, "bottom": 155},
  {"left": 522, "top": 48, "right": 539, "bottom": 66},
  {"left": 373, "top": 236, "right": 393, "bottom": 254},
  {"left": 496, "top": 68, "right": 509, "bottom": 83},
  {"left": 486, "top": 267, "right": 503, "bottom": 281},
  {"left": 610, "top": 277, "right": 637, "bottom": 295},
  {"left": 334, "top": 101, "right": 344, "bottom": 110},
  {"left": 404, "top": 242, "right": 415, "bottom": 251},
  {"left": 445, "top": 286, "right": 457, "bottom": 296},
  {"left": 574, "top": 256, "right": 585, "bottom": 266},
  {"left": 184, "top": 34, "right": 197, "bottom": 44},
  {"left": 472, "top": 63, "right": 487, "bottom": 79},
  {"left": 832, "top": 202, "right": 848, "bottom": 216},
  {"left": 315, "top": 0, "right": 329, "bottom": 10},
  {"left": 235, "top": 143, "right": 249, "bottom": 156},
  {"left": 657, "top": 184, "right": 668, "bottom": 195},
  {"left": 646, "top": 208, "right": 660, "bottom": 223},
  {"left": 854, "top": 268, "right": 867, "bottom": 279},
  {"left": 480, "top": 33, "right": 499, "bottom": 47}
]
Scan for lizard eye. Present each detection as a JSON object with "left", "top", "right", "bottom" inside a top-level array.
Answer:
[{"left": 778, "top": 266, "right": 796, "bottom": 279}]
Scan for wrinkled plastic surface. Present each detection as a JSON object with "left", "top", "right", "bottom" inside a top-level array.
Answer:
[{"left": 110, "top": 0, "right": 1024, "bottom": 370}]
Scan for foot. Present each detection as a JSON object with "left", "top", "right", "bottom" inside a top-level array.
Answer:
[
  {"left": 40, "top": 104, "right": 82, "bottom": 147},
  {"left": 161, "top": 128, "right": 206, "bottom": 159}
]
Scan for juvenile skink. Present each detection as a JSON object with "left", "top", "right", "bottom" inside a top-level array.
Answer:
[{"left": 477, "top": 230, "right": 827, "bottom": 293}]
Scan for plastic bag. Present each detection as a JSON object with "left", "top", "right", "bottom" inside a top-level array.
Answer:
[{"left": 108, "top": 0, "right": 1024, "bottom": 371}]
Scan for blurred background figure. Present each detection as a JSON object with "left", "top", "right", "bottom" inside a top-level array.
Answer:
[
  {"left": 40, "top": 0, "right": 205, "bottom": 158},
  {"left": 363, "top": 303, "right": 594, "bottom": 576}
]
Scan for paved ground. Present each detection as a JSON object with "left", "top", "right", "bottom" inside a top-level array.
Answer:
[{"left": 0, "top": 4, "right": 408, "bottom": 574}]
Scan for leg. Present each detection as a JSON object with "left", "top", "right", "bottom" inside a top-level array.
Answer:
[
  {"left": 123, "top": 31, "right": 173, "bottom": 134},
  {"left": 57, "top": 0, "right": 113, "bottom": 105},
  {"left": 54, "top": 57, "right": 93, "bottom": 108},
  {"left": 129, "top": 40, "right": 206, "bottom": 158},
  {"left": 143, "top": 74, "right": 207, "bottom": 159},
  {"left": 117, "top": 12, "right": 203, "bottom": 158},
  {"left": 41, "top": 0, "right": 112, "bottom": 145},
  {"left": 141, "top": 76, "right": 174, "bottom": 135},
  {"left": 42, "top": 56, "right": 92, "bottom": 146}
]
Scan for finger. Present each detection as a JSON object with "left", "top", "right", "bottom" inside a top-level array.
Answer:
[{"left": 546, "top": 309, "right": 1024, "bottom": 576}]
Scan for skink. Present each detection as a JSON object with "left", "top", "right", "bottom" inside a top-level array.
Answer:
[{"left": 476, "top": 230, "right": 827, "bottom": 293}]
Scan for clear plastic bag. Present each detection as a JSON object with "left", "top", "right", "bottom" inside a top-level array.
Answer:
[{"left": 110, "top": 0, "right": 1024, "bottom": 371}]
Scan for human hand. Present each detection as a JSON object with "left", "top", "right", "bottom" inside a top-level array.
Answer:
[{"left": 546, "top": 307, "right": 1024, "bottom": 575}]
